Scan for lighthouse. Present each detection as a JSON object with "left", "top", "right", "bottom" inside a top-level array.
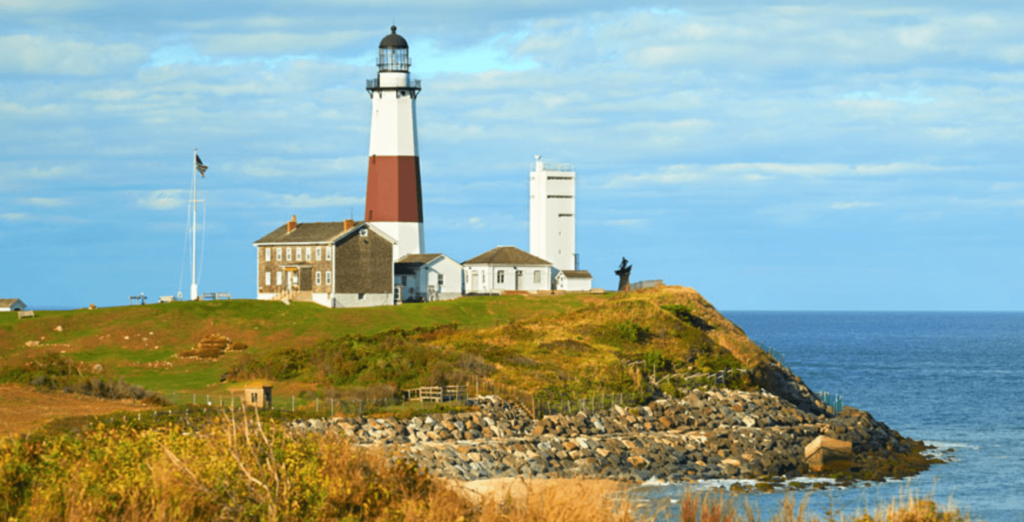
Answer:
[{"left": 365, "top": 26, "right": 425, "bottom": 260}]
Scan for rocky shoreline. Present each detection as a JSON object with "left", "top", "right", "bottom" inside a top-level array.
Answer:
[{"left": 288, "top": 388, "right": 933, "bottom": 483}]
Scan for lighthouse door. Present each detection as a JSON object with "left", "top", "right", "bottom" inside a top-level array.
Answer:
[
  {"left": 515, "top": 270, "right": 523, "bottom": 290},
  {"left": 471, "top": 272, "right": 479, "bottom": 293}
]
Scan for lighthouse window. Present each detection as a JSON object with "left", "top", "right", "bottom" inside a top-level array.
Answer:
[
  {"left": 286, "top": 248, "right": 292, "bottom": 261},
  {"left": 316, "top": 271, "right": 322, "bottom": 285},
  {"left": 265, "top": 271, "right": 270, "bottom": 286},
  {"left": 264, "top": 248, "right": 270, "bottom": 262},
  {"left": 316, "top": 247, "right": 322, "bottom": 261},
  {"left": 326, "top": 248, "right": 332, "bottom": 261},
  {"left": 547, "top": 195, "right": 573, "bottom": 199},
  {"left": 497, "top": 270, "right": 505, "bottom": 284},
  {"left": 558, "top": 213, "right": 574, "bottom": 217},
  {"left": 325, "top": 271, "right": 332, "bottom": 285},
  {"left": 276, "top": 248, "right": 282, "bottom": 261},
  {"left": 305, "top": 247, "right": 311, "bottom": 261}
]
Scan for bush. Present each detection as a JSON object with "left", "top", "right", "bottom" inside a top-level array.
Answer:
[{"left": 616, "top": 321, "right": 652, "bottom": 344}]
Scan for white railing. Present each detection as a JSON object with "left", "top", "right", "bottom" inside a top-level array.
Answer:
[
  {"left": 366, "top": 78, "right": 422, "bottom": 90},
  {"left": 534, "top": 161, "right": 574, "bottom": 172}
]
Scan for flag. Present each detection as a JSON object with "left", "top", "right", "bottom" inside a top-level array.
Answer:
[{"left": 196, "top": 154, "right": 209, "bottom": 178}]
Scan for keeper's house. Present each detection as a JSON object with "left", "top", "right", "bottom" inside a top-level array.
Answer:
[
  {"left": 463, "top": 246, "right": 552, "bottom": 294},
  {"left": 253, "top": 216, "right": 397, "bottom": 308}
]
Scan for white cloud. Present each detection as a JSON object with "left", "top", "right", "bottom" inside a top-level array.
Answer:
[
  {"left": 201, "top": 30, "right": 365, "bottom": 56},
  {"left": 23, "top": 197, "right": 71, "bottom": 208},
  {"left": 831, "top": 201, "right": 880, "bottom": 210},
  {"left": 137, "top": 190, "right": 186, "bottom": 211},
  {"left": 604, "top": 162, "right": 943, "bottom": 188},
  {"left": 278, "top": 194, "right": 362, "bottom": 209},
  {"left": 234, "top": 156, "right": 363, "bottom": 178},
  {"left": 1, "top": 212, "right": 27, "bottom": 221},
  {"left": 606, "top": 218, "right": 647, "bottom": 227},
  {"left": 0, "top": 35, "right": 146, "bottom": 75},
  {"left": 467, "top": 216, "right": 484, "bottom": 229}
]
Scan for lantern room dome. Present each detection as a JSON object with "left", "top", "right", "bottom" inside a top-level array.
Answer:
[{"left": 379, "top": 26, "right": 408, "bottom": 49}]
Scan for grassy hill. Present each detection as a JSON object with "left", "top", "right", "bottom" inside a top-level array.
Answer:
[{"left": 1, "top": 287, "right": 789, "bottom": 409}]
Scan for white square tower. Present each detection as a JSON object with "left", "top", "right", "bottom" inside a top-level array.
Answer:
[{"left": 529, "top": 156, "right": 576, "bottom": 271}]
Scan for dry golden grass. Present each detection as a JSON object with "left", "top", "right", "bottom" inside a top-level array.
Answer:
[{"left": 0, "top": 384, "right": 152, "bottom": 436}]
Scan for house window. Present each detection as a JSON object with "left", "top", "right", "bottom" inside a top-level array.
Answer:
[
  {"left": 305, "top": 247, "right": 311, "bottom": 261},
  {"left": 360, "top": 229, "right": 368, "bottom": 237},
  {"left": 264, "top": 271, "right": 270, "bottom": 286},
  {"left": 325, "top": 271, "right": 331, "bottom": 285},
  {"left": 276, "top": 248, "right": 282, "bottom": 261},
  {"left": 438, "top": 274, "right": 444, "bottom": 285},
  {"left": 497, "top": 270, "right": 505, "bottom": 284},
  {"left": 276, "top": 272, "right": 282, "bottom": 285},
  {"left": 286, "top": 248, "right": 292, "bottom": 261},
  {"left": 264, "top": 248, "right": 270, "bottom": 262},
  {"left": 316, "top": 247, "right": 322, "bottom": 261},
  {"left": 316, "top": 271, "right": 322, "bottom": 285},
  {"left": 358, "top": 293, "right": 365, "bottom": 300},
  {"left": 326, "top": 248, "right": 332, "bottom": 261},
  {"left": 534, "top": 270, "right": 541, "bottom": 283}
]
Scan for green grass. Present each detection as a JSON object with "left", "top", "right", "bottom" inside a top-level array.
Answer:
[{"left": 0, "top": 294, "right": 610, "bottom": 396}]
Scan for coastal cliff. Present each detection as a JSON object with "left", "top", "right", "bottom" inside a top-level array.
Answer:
[{"left": 285, "top": 286, "right": 934, "bottom": 484}]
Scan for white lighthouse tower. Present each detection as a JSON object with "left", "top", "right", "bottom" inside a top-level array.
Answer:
[
  {"left": 365, "top": 26, "right": 425, "bottom": 260},
  {"left": 530, "top": 155, "right": 577, "bottom": 271}
]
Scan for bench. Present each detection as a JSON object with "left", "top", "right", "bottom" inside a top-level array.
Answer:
[{"left": 17, "top": 310, "right": 34, "bottom": 319}]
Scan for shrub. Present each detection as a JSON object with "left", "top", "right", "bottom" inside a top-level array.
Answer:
[{"left": 616, "top": 321, "right": 652, "bottom": 344}]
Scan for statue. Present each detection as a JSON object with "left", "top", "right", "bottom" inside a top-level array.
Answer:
[{"left": 614, "top": 257, "right": 632, "bottom": 292}]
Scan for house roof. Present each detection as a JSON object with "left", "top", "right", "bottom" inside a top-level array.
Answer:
[
  {"left": 562, "top": 270, "right": 592, "bottom": 279},
  {"left": 395, "top": 253, "right": 443, "bottom": 265},
  {"left": 463, "top": 246, "right": 551, "bottom": 266},
  {"left": 0, "top": 298, "right": 23, "bottom": 308},
  {"left": 254, "top": 221, "right": 361, "bottom": 245}
]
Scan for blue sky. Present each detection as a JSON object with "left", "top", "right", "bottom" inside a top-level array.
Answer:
[{"left": 1, "top": 1, "right": 1022, "bottom": 310}]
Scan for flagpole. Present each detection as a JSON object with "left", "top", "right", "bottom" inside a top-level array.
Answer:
[{"left": 191, "top": 148, "right": 198, "bottom": 301}]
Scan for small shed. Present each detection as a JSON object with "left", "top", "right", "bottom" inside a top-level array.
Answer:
[
  {"left": 0, "top": 298, "right": 26, "bottom": 312},
  {"left": 243, "top": 385, "right": 273, "bottom": 409},
  {"left": 804, "top": 435, "right": 853, "bottom": 472}
]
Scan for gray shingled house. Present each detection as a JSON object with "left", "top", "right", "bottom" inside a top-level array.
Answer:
[{"left": 253, "top": 216, "right": 398, "bottom": 308}]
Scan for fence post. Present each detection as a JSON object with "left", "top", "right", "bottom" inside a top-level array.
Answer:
[
  {"left": 316, "top": 397, "right": 319, "bottom": 413},
  {"left": 292, "top": 396, "right": 295, "bottom": 412},
  {"left": 331, "top": 398, "right": 334, "bottom": 417},
  {"left": 193, "top": 394, "right": 196, "bottom": 406}
]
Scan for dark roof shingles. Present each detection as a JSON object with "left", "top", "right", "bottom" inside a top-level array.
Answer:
[
  {"left": 254, "top": 221, "right": 363, "bottom": 244},
  {"left": 463, "top": 246, "right": 550, "bottom": 266}
]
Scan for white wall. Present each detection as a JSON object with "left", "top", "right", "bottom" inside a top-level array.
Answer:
[
  {"left": 333, "top": 293, "right": 393, "bottom": 308},
  {"left": 368, "top": 72, "right": 419, "bottom": 157},
  {"left": 464, "top": 264, "right": 550, "bottom": 294}
]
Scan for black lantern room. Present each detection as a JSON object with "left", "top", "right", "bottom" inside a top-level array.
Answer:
[{"left": 378, "top": 26, "right": 410, "bottom": 72}]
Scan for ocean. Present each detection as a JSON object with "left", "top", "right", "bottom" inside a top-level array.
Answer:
[{"left": 635, "top": 312, "right": 1024, "bottom": 521}]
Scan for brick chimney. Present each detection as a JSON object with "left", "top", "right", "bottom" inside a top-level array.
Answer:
[
  {"left": 286, "top": 215, "right": 297, "bottom": 234},
  {"left": 343, "top": 218, "right": 355, "bottom": 232}
]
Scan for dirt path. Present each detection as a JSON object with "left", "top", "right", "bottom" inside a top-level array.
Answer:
[{"left": 0, "top": 384, "right": 153, "bottom": 436}]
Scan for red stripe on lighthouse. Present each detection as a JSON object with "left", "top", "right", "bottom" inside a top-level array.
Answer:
[{"left": 365, "top": 156, "right": 423, "bottom": 223}]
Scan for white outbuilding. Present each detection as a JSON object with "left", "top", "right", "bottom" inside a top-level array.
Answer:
[
  {"left": 553, "top": 269, "right": 593, "bottom": 292},
  {"left": 0, "top": 299, "right": 26, "bottom": 312},
  {"left": 463, "top": 246, "right": 552, "bottom": 294},
  {"left": 394, "top": 253, "right": 463, "bottom": 302}
]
